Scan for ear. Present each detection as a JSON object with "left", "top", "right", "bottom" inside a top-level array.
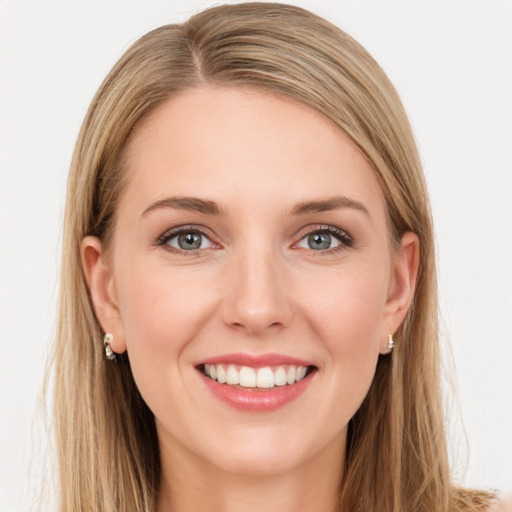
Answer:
[
  {"left": 380, "top": 231, "right": 420, "bottom": 354},
  {"left": 81, "top": 236, "right": 127, "bottom": 354}
]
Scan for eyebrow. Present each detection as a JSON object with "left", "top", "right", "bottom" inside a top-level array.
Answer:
[
  {"left": 141, "top": 195, "right": 370, "bottom": 219},
  {"left": 291, "top": 196, "right": 371, "bottom": 217},
  {"left": 142, "top": 196, "right": 225, "bottom": 217}
]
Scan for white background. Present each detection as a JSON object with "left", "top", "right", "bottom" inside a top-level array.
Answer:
[{"left": 1, "top": 1, "right": 511, "bottom": 510}]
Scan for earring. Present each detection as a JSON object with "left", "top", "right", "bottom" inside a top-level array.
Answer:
[
  {"left": 383, "top": 333, "right": 395, "bottom": 354},
  {"left": 103, "top": 333, "right": 117, "bottom": 362}
]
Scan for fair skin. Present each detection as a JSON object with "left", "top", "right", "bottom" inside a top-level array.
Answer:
[{"left": 82, "top": 86, "right": 419, "bottom": 512}]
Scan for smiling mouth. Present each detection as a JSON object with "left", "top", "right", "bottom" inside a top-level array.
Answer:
[{"left": 199, "top": 364, "right": 317, "bottom": 390}]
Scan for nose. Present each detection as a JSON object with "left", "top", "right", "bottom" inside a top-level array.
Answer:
[{"left": 220, "top": 248, "right": 293, "bottom": 336}]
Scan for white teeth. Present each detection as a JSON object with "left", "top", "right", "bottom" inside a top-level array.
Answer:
[
  {"left": 226, "top": 364, "right": 239, "bottom": 385},
  {"left": 239, "top": 366, "right": 256, "bottom": 387},
  {"left": 296, "top": 366, "right": 307, "bottom": 381},
  {"left": 216, "top": 365, "right": 227, "bottom": 384},
  {"left": 205, "top": 364, "right": 216, "bottom": 380},
  {"left": 256, "top": 367, "right": 275, "bottom": 388},
  {"left": 274, "top": 366, "right": 287, "bottom": 386},
  {"left": 203, "top": 363, "right": 311, "bottom": 388}
]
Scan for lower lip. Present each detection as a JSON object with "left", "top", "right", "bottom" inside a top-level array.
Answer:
[{"left": 199, "top": 370, "right": 315, "bottom": 412}]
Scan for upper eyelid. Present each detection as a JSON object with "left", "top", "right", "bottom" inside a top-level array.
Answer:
[
  {"left": 294, "top": 224, "right": 352, "bottom": 241},
  {"left": 157, "top": 224, "right": 216, "bottom": 243}
]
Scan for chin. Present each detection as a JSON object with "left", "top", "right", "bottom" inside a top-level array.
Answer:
[
  {"left": 207, "top": 444, "right": 304, "bottom": 477},
  {"left": 195, "top": 423, "right": 331, "bottom": 478}
]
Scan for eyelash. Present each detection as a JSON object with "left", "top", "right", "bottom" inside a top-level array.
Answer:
[
  {"left": 156, "top": 224, "right": 353, "bottom": 255},
  {"left": 296, "top": 225, "right": 353, "bottom": 254},
  {"left": 156, "top": 225, "right": 215, "bottom": 255}
]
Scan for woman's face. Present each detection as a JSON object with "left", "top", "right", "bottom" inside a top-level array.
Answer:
[{"left": 84, "top": 86, "right": 417, "bottom": 477}]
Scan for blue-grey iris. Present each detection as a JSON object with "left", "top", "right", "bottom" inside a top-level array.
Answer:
[
  {"left": 308, "top": 233, "right": 331, "bottom": 250},
  {"left": 179, "top": 233, "right": 202, "bottom": 250}
]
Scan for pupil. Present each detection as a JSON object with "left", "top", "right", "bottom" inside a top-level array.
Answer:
[
  {"left": 308, "top": 233, "right": 331, "bottom": 250},
  {"left": 179, "top": 233, "right": 201, "bottom": 250}
]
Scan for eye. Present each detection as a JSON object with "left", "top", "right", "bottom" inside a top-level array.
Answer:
[
  {"left": 159, "top": 228, "right": 214, "bottom": 252},
  {"left": 296, "top": 226, "right": 352, "bottom": 252},
  {"left": 308, "top": 232, "right": 339, "bottom": 250}
]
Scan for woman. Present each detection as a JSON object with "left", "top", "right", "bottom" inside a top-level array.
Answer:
[{"left": 52, "top": 3, "right": 495, "bottom": 511}]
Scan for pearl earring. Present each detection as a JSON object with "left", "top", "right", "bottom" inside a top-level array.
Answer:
[
  {"left": 103, "top": 333, "right": 117, "bottom": 362},
  {"left": 383, "top": 333, "right": 394, "bottom": 354}
]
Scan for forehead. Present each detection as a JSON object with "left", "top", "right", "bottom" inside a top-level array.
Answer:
[{"left": 120, "top": 85, "right": 385, "bottom": 220}]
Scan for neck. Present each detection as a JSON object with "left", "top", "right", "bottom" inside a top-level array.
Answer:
[{"left": 156, "top": 432, "right": 345, "bottom": 512}]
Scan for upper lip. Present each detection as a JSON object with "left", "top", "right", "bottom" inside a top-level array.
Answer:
[{"left": 196, "top": 352, "right": 316, "bottom": 368}]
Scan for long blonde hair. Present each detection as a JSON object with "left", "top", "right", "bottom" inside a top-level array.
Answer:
[{"left": 52, "top": 3, "right": 492, "bottom": 511}]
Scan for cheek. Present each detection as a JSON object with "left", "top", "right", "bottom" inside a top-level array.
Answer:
[
  {"left": 113, "top": 262, "right": 220, "bottom": 427},
  {"left": 118, "top": 262, "right": 212, "bottom": 341},
  {"left": 301, "top": 264, "right": 388, "bottom": 349},
  {"left": 299, "top": 265, "right": 387, "bottom": 413},
  {"left": 114, "top": 262, "right": 218, "bottom": 384}
]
